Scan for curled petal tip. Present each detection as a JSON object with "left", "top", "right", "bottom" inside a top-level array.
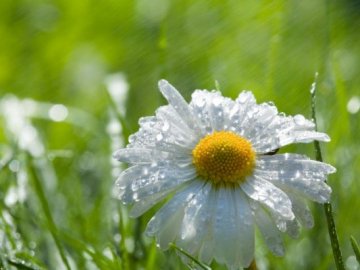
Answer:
[
  {"left": 158, "top": 79, "right": 169, "bottom": 88},
  {"left": 112, "top": 150, "right": 120, "bottom": 160},
  {"left": 323, "top": 134, "right": 331, "bottom": 142},
  {"left": 328, "top": 165, "right": 337, "bottom": 174}
]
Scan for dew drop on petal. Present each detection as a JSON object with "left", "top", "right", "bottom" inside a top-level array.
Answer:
[
  {"left": 293, "top": 114, "right": 306, "bottom": 125},
  {"left": 156, "top": 133, "right": 164, "bottom": 142},
  {"left": 142, "top": 167, "right": 149, "bottom": 175},
  {"left": 162, "top": 121, "right": 170, "bottom": 131}
]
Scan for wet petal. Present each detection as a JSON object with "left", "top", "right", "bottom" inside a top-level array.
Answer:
[
  {"left": 115, "top": 163, "right": 196, "bottom": 204},
  {"left": 241, "top": 176, "right": 294, "bottom": 220},
  {"left": 286, "top": 219, "right": 300, "bottom": 238},
  {"left": 232, "top": 102, "right": 278, "bottom": 139},
  {"left": 255, "top": 155, "right": 333, "bottom": 203},
  {"left": 130, "top": 187, "right": 178, "bottom": 218},
  {"left": 257, "top": 154, "right": 336, "bottom": 175},
  {"left": 196, "top": 187, "right": 217, "bottom": 265},
  {"left": 114, "top": 147, "right": 191, "bottom": 164},
  {"left": 177, "top": 182, "right": 212, "bottom": 255},
  {"left": 127, "top": 115, "right": 195, "bottom": 153},
  {"left": 253, "top": 204, "right": 285, "bottom": 256},
  {"left": 158, "top": 80, "right": 201, "bottom": 134},
  {"left": 213, "top": 188, "right": 238, "bottom": 267},
  {"left": 286, "top": 192, "right": 314, "bottom": 228},
  {"left": 251, "top": 115, "right": 330, "bottom": 153},
  {"left": 234, "top": 189, "right": 255, "bottom": 267},
  {"left": 145, "top": 180, "right": 204, "bottom": 249}
]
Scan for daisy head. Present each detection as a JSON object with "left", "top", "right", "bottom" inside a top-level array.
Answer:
[{"left": 113, "top": 80, "right": 335, "bottom": 269}]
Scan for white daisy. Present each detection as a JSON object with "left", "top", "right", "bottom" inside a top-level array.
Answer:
[{"left": 113, "top": 80, "right": 335, "bottom": 269}]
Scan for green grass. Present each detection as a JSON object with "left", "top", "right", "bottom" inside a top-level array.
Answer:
[{"left": 0, "top": 0, "right": 360, "bottom": 269}]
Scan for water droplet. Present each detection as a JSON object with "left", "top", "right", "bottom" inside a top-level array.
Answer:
[
  {"left": 9, "top": 159, "right": 20, "bottom": 172},
  {"left": 293, "top": 114, "right": 306, "bottom": 125},
  {"left": 49, "top": 104, "right": 68, "bottom": 122},
  {"left": 212, "top": 96, "right": 222, "bottom": 107},
  {"left": 347, "top": 96, "right": 360, "bottom": 114},
  {"left": 142, "top": 167, "right": 149, "bottom": 175},
  {"left": 156, "top": 133, "right": 163, "bottom": 142},
  {"left": 161, "top": 121, "right": 170, "bottom": 131}
]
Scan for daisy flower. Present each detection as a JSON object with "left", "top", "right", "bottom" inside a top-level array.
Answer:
[{"left": 113, "top": 80, "right": 335, "bottom": 269}]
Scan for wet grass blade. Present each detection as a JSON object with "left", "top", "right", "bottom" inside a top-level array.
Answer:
[
  {"left": 28, "top": 157, "right": 71, "bottom": 270},
  {"left": 350, "top": 236, "right": 360, "bottom": 264},
  {"left": 169, "top": 243, "right": 211, "bottom": 270}
]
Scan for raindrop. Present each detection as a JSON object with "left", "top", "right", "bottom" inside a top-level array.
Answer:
[
  {"left": 293, "top": 115, "right": 306, "bottom": 125},
  {"left": 128, "top": 134, "right": 136, "bottom": 143},
  {"left": 161, "top": 121, "right": 170, "bottom": 131},
  {"left": 347, "top": 96, "right": 360, "bottom": 114},
  {"left": 156, "top": 133, "right": 164, "bottom": 142},
  {"left": 194, "top": 97, "right": 206, "bottom": 108},
  {"left": 212, "top": 96, "right": 223, "bottom": 107},
  {"left": 114, "top": 233, "right": 121, "bottom": 243},
  {"left": 9, "top": 159, "right": 20, "bottom": 172},
  {"left": 48, "top": 104, "right": 68, "bottom": 122},
  {"left": 142, "top": 167, "right": 149, "bottom": 175}
]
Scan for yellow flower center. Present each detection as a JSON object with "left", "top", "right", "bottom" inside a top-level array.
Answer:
[{"left": 192, "top": 131, "right": 256, "bottom": 186}]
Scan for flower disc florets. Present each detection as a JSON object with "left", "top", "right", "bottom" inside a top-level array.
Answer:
[{"left": 192, "top": 131, "right": 256, "bottom": 186}]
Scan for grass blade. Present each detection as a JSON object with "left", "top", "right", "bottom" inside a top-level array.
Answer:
[
  {"left": 169, "top": 243, "right": 211, "bottom": 270},
  {"left": 28, "top": 157, "right": 71, "bottom": 270},
  {"left": 350, "top": 236, "right": 360, "bottom": 264}
]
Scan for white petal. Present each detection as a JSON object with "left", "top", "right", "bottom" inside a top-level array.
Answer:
[
  {"left": 257, "top": 154, "right": 336, "bottom": 175},
  {"left": 114, "top": 147, "right": 191, "bottom": 164},
  {"left": 158, "top": 80, "right": 201, "bottom": 134},
  {"left": 233, "top": 102, "right": 278, "bottom": 139},
  {"left": 213, "top": 188, "right": 238, "bottom": 267},
  {"left": 189, "top": 90, "right": 214, "bottom": 135},
  {"left": 155, "top": 105, "right": 199, "bottom": 146},
  {"left": 236, "top": 91, "right": 257, "bottom": 107},
  {"left": 129, "top": 187, "right": 176, "bottom": 218},
  {"left": 287, "top": 192, "right": 314, "bottom": 228},
  {"left": 255, "top": 173, "right": 331, "bottom": 203},
  {"left": 234, "top": 189, "right": 255, "bottom": 267},
  {"left": 156, "top": 209, "right": 184, "bottom": 249},
  {"left": 207, "top": 94, "right": 234, "bottom": 132},
  {"left": 253, "top": 204, "right": 285, "bottom": 256},
  {"left": 251, "top": 114, "right": 330, "bottom": 153},
  {"left": 116, "top": 163, "right": 196, "bottom": 204},
  {"left": 114, "top": 165, "right": 143, "bottom": 199},
  {"left": 226, "top": 91, "right": 257, "bottom": 135},
  {"left": 197, "top": 187, "right": 217, "bottom": 264},
  {"left": 270, "top": 209, "right": 300, "bottom": 238},
  {"left": 255, "top": 154, "right": 333, "bottom": 203},
  {"left": 145, "top": 180, "right": 203, "bottom": 237},
  {"left": 241, "top": 176, "right": 294, "bottom": 220},
  {"left": 128, "top": 115, "right": 194, "bottom": 153},
  {"left": 284, "top": 180, "right": 331, "bottom": 203},
  {"left": 177, "top": 182, "right": 212, "bottom": 255},
  {"left": 286, "top": 219, "right": 300, "bottom": 238}
]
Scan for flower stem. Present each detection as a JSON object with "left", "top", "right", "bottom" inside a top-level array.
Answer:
[{"left": 310, "top": 76, "right": 345, "bottom": 270}]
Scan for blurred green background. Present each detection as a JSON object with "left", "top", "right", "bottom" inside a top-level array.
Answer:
[{"left": 0, "top": 0, "right": 359, "bottom": 269}]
